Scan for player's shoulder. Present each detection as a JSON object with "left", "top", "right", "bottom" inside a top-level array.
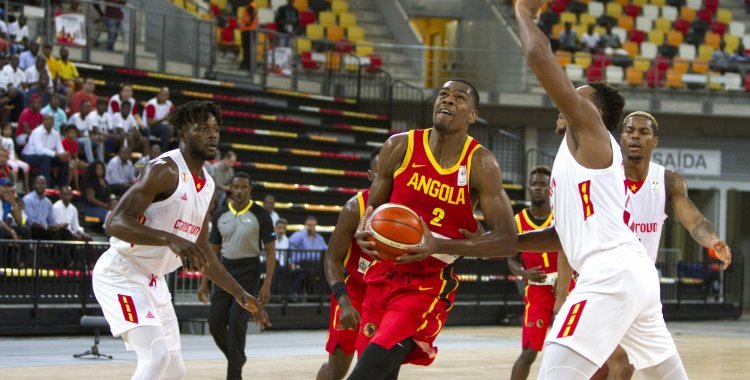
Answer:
[
  {"left": 249, "top": 202, "right": 271, "bottom": 219},
  {"left": 664, "top": 169, "right": 686, "bottom": 193},
  {"left": 142, "top": 156, "right": 179, "bottom": 181}
]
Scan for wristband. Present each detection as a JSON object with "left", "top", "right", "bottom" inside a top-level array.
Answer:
[{"left": 331, "top": 282, "right": 348, "bottom": 301}]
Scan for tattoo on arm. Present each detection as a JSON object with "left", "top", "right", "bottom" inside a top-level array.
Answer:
[{"left": 690, "top": 219, "right": 718, "bottom": 247}]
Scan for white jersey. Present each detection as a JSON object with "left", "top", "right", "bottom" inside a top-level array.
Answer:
[
  {"left": 109, "top": 149, "right": 215, "bottom": 276},
  {"left": 626, "top": 162, "right": 667, "bottom": 263},
  {"left": 550, "top": 134, "right": 646, "bottom": 271}
]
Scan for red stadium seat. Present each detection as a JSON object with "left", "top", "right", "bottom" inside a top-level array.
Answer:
[
  {"left": 697, "top": 8, "right": 714, "bottom": 23},
  {"left": 654, "top": 56, "right": 671, "bottom": 72},
  {"left": 710, "top": 21, "right": 727, "bottom": 36},
  {"left": 299, "top": 11, "right": 316, "bottom": 27},
  {"left": 674, "top": 19, "right": 690, "bottom": 34},
  {"left": 704, "top": 0, "right": 719, "bottom": 12},
  {"left": 647, "top": 67, "right": 664, "bottom": 87},
  {"left": 745, "top": 73, "right": 750, "bottom": 92},
  {"left": 587, "top": 65, "right": 604, "bottom": 81},
  {"left": 593, "top": 53, "right": 612, "bottom": 68},
  {"left": 367, "top": 54, "right": 382, "bottom": 73},
  {"left": 335, "top": 40, "right": 354, "bottom": 53},
  {"left": 300, "top": 51, "right": 319, "bottom": 69},
  {"left": 550, "top": 0, "right": 567, "bottom": 13},
  {"left": 629, "top": 29, "right": 646, "bottom": 44},
  {"left": 264, "top": 22, "right": 278, "bottom": 31},
  {"left": 624, "top": 4, "right": 641, "bottom": 17}
]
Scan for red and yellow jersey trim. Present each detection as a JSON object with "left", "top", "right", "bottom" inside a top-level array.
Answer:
[
  {"left": 422, "top": 128, "right": 477, "bottom": 175},
  {"left": 393, "top": 131, "right": 415, "bottom": 179},
  {"left": 521, "top": 209, "right": 553, "bottom": 230}
]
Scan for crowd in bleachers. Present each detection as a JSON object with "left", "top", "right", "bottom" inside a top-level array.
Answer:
[{"left": 539, "top": 0, "right": 750, "bottom": 90}]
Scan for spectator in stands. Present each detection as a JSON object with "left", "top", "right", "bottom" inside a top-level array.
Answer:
[
  {"left": 732, "top": 42, "right": 750, "bottom": 63},
  {"left": 0, "top": 32, "right": 10, "bottom": 60},
  {"left": 53, "top": 185, "right": 90, "bottom": 241},
  {"left": 710, "top": 41, "right": 733, "bottom": 73},
  {"left": 56, "top": 47, "right": 79, "bottom": 90},
  {"left": 22, "top": 113, "right": 70, "bottom": 188},
  {"left": 558, "top": 22, "right": 578, "bottom": 52},
  {"left": 68, "top": 100, "right": 97, "bottom": 163},
  {"left": 40, "top": 44, "right": 58, "bottom": 82},
  {"left": 83, "top": 98, "right": 110, "bottom": 162},
  {"left": 0, "top": 176, "right": 30, "bottom": 241},
  {"left": 275, "top": 218, "right": 289, "bottom": 250},
  {"left": 68, "top": 77, "right": 97, "bottom": 115},
  {"left": 0, "top": 18, "right": 7, "bottom": 36},
  {"left": 23, "top": 175, "right": 68, "bottom": 240},
  {"left": 1, "top": 122, "right": 29, "bottom": 193},
  {"left": 18, "top": 41, "right": 38, "bottom": 71},
  {"left": 600, "top": 25, "right": 622, "bottom": 51},
  {"left": 41, "top": 94, "right": 67, "bottom": 132},
  {"left": 0, "top": 54, "right": 27, "bottom": 120},
  {"left": 211, "top": 150, "right": 236, "bottom": 207},
  {"left": 289, "top": 215, "right": 327, "bottom": 251},
  {"left": 15, "top": 93, "right": 43, "bottom": 146},
  {"left": 111, "top": 101, "right": 149, "bottom": 156},
  {"left": 0, "top": 147, "right": 11, "bottom": 179},
  {"left": 81, "top": 161, "right": 112, "bottom": 225},
  {"left": 103, "top": 0, "right": 126, "bottom": 51},
  {"left": 24, "top": 56, "right": 53, "bottom": 93},
  {"left": 276, "top": 0, "right": 300, "bottom": 39},
  {"left": 135, "top": 143, "right": 161, "bottom": 177},
  {"left": 238, "top": 0, "right": 258, "bottom": 71},
  {"left": 581, "top": 24, "right": 599, "bottom": 53},
  {"left": 143, "top": 87, "right": 174, "bottom": 152},
  {"left": 263, "top": 193, "right": 280, "bottom": 226},
  {"left": 25, "top": 73, "right": 53, "bottom": 107},
  {"left": 105, "top": 145, "right": 135, "bottom": 197},
  {"left": 8, "top": 15, "right": 28, "bottom": 54},
  {"left": 62, "top": 125, "right": 87, "bottom": 190},
  {"left": 285, "top": 216, "right": 327, "bottom": 301}
]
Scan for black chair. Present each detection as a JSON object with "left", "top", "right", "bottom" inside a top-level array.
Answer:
[{"left": 74, "top": 316, "right": 113, "bottom": 360}]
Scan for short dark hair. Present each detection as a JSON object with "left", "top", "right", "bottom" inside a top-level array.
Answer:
[
  {"left": 588, "top": 81, "right": 625, "bottom": 132},
  {"left": 305, "top": 216, "right": 317, "bottom": 223},
  {"left": 222, "top": 150, "right": 235, "bottom": 160},
  {"left": 623, "top": 111, "right": 659, "bottom": 136},
  {"left": 530, "top": 165, "right": 551, "bottom": 179},
  {"left": 96, "top": 98, "right": 107, "bottom": 106},
  {"left": 231, "top": 172, "right": 251, "bottom": 183},
  {"left": 165, "top": 101, "right": 222, "bottom": 133},
  {"left": 447, "top": 78, "right": 480, "bottom": 109},
  {"left": 276, "top": 218, "right": 288, "bottom": 226}
]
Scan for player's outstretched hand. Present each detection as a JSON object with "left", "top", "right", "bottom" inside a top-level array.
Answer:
[
  {"left": 236, "top": 292, "right": 271, "bottom": 329},
  {"left": 398, "top": 217, "right": 436, "bottom": 264},
  {"left": 354, "top": 206, "right": 380, "bottom": 258},
  {"left": 168, "top": 236, "right": 209, "bottom": 272},
  {"left": 515, "top": 0, "right": 544, "bottom": 19},
  {"left": 338, "top": 297, "right": 361, "bottom": 330},
  {"left": 712, "top": 239, "right": 732, "bottom": 270},
  {"left": 525, "top": 266, "right": 547, "bottom": 283}
]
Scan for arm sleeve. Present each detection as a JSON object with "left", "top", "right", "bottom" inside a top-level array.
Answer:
[
  {"left": 208, "top": 208, "right": 223, "bottom": 245},
  {"left": 145, "top": 104, "right": 156, "bottom": 119}
]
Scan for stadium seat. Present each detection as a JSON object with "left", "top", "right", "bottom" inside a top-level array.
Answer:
[
  {"left": 319, "top": 11, "right": 336, "bottom": 26},
  {"left": 697, "top": 8, "right": 713, "bottom": 23},
  {"left": 612, "top": 27, "right": 628, "bottom": 42},
  {"left": 725, "top": 34, "right": 740, "bottom": 52},
  {"left": 552, "top": 23, "right": 565, "bottom": 39},
  {"left": 633, "top": 56, "right": 652, "bottom": 71},
  {"left": 711, "top": 21, "right": 728, "bottom": 37},
  {"left": 623, "top": 41, "right": 640, "bottom": 56},
  {"left": 642, "top": 5, "right": 659, "bottom": 20},
  {"left": 744, "top": 35, "right": 750, "bottom": 50},
  {"left": 614, "top": 0, "right": 629, "bottom": 5},
  {"left": 575, "top": 52, "right": 593, "bottom": 69},
  {"left": 672, "top": 57, "right": 690, "bottom": 73},
  {"left": 636, "top": 16, "right": 652, "bottom": 31},
  {"left": 626, "top": 67, "right": 645, "bottom": 85},
  {"left": 745, "top": 73, "right": 750, "bottom": 92},
  {"left": 707, "top": 72, "right": 724, "bottom": 90},
  {"left": 339, "top": 12, "right": 356, "bottom": 28},
  {"left": 587, "top": 65, "right": 604, "bottom": 81},
  {"left": 580, "top": 13, "right": 597, "bottom": 26},
  {"left": 299, "top": 11, "right": 316, "bottom": 27},
  {"left": 258, "top": 8, "right": 275, "bottom": 24},
  {"left": 650, "top": 0, "right": 665, "bottom": 6},
  {"left": 654, "top": 18, "right": 672, "bottom": 32},
  {"left": 715, "top": 8, "right": 732, "bottom": 24},
  {"left": 346, "top": 26, "right": 365, "bottom": 42},
  {"left": 633, "top": 0, "right": 648, "bottom": 6},
  {"left": 355, "top": 41, "right": 373, "bottom": 57},
  {"left": 326, "top": 25, "right": 345, "bottom": 41},
  {"left": 606, "top": 2, "right": 623, "bottom": 18},
  {"left": 593, "top": 53, "right": 612, "bottom": 67},
  {"left": 685, "top": 0, "right": 702, "bottom": 10},
  {"left": 724, "top": 73, "right": 742, "bottom": 91},
  {"left": 331, "top": 0, "right": 348, "bottom": 14},
  {"left": 306, "top": 23, "right": 324, "bottom": 40},
  {"left": 648, "top": 30, "right": 665, "bottom": 45},
  {"left": 666, "top": 69, "right": 684, "bottom": 88},
  {"left": 704, "top": 32, "right": 721, "bottom": 49},
  {"left": 684, "top": 30, "right": 703, "bottom": 46},
  {"left": 606, "top": 66, "right": 625, "bottom": 84},
  {"left": 296, "top": 37, "right": 312, "bottom": 53},
  {"left": 255, "top": 0, "right": 269, "bottom": 8},
  {"left": 629, "top": 29, "right": 646, "bottom": 43},
  {"left": 271, "top": 0, "right": 286, "bottom": 9},
  {"left": 293, "top": 0, "right": 308, "bottom": 11},
  {"left": 680, "top": 7, "right": 696, "bottom": 22},
  {"left": 619, "top": 15, "right": 635, "bottom": 30},
  {"left": 661, "top": 5, "right": 678, "bottom": 21},
  {"left": 300, "top": 51, "right": 319, "bottom": 69},
  {"left": 556, "top": 50, "right": 573, "bottom": 67},
  {"left": 646, "top": 67, "right": 663, "bottom": 87},
  {"left": 551, "top": 0, "right": 567, "bottom": 13},
  {"left": 367, "top": 54, "right": 382, "bottom": 72},
  {"left": 698, "top": 44, "right": 715, "bottom": 60},
  {"left": 729, "top": 22, "right": 746, "bottom": 37},
  {"left": 587, "top": 1, "right": 604, "bottom": 17},
  {"left": 560, "top": 12, "right": 578, "bottom": 25},
  {"left": 678, "top": 43, "right": 696, "bottom": 60},
  {"left": 704, "top": 0, "right": 719, "bottom": 12},
  {"left": 666, "top": 30, "right": 683, "bottom": 46},
  {"left": 567, "top": 1, "right": 588, "bottom": 15},
  {"left": 692, "top": 58, "right": 709, "bottom": 74},
  {"left": 673, "top": 19, "right": 690, "bottom": 34},
  {"left": 566, "top": 64, "right": 585, "bottom": 82},
  {"left": 659, "top": 44, "right": 678, "bottom": 58}
]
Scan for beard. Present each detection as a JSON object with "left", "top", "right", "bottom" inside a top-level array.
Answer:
[
  {"left": 627, "top": 153, "right": 644, "bottom": 161},
  {"left": 186, "top": 139, "right": 214, "bottom": 161},
  {"left": 531, "top": 198, "right": 546, "bottom": 207}
]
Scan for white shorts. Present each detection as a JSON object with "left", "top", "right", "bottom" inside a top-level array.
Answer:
[
  {"left": 92, "top": 248, "right": 181, "bottom": 351},
  {"left": 545, "top": 250, "right": 677, "bottom": 369}
]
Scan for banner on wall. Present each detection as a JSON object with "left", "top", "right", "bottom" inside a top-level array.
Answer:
[
  {"left": 55, "top": 13, "right": 87, "bottom": 46},
  {"left": 267, "top": 47, "right": 292, "bottom": 77},
  {"left": 652, "top": 149, "right": 721, "bottom": 176}
]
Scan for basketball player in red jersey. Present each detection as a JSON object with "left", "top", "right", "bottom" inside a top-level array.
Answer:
[
  {"left": 94, "top": 101, "right": 269, "bottom": 380},
  {"left": 509, "top": 165, "right": 575, "bottom": 380},
  {"left": 558, "top": 111, "right": 732, "bottom": 379},
  {"left": 350, "top": 79, "right": 518, "bottom": 379},
  {"left": 317, "top": 147, "right": 380, "bottom": 380}
]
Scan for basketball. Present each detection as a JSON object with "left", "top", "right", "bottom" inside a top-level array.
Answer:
[{"left": 365, "top": 203, "right": 424, "bottom": 261}]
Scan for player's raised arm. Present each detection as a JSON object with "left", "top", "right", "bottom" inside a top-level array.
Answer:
[
  {"left": 667, "top": 170, "right": 731, "bottom": 269},
  {"left": 515, "top": 0, "right": 611, "bottom": 167},
  {"left": 105, "top": 158, "right": 209, "bottom": 269}
]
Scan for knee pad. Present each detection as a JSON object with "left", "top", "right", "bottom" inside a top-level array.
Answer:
[{"left": 161, "top": 351, "right": 186, "bottom": 380}]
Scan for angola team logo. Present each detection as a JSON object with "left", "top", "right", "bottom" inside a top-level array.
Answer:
[{"left": 363, "top": 322, "right": 377, "bottom": 338}]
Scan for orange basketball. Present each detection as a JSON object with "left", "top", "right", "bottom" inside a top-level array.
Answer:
[{"left": 366, "top": 203, "right": 424, "bottom": 261}]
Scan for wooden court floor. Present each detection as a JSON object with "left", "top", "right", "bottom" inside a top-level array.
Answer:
[{"left": 2, "top": 321, "right": 749, "bottom": 379}]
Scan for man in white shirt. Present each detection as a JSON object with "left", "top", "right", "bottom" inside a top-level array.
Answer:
[
  {"left": 53, "top": 185, "right": 90, "bottom": 241},
  {"left": 24, "top": 55, "right": 54, "bottom": 91},
  {"left": 143, "top": 87, "right": 174, "bottom": 151},
  {"left": 18, "top": 41, "right": 38, "bottom": 71},
  {"left": 111, "top": 101, "right": 149, "bottom": 156},
  {"left": 83, "top": 99, "right": 111, "bottom": 162},
  {"left": 8, "top": 15, "right": 28, "bottom": 53},
  {"left": 69, "top": 100, "right": 98, "bottom": 163},
  {"left": 105, "top": 145, "right": 136, "bottom": 196},
  {"left": 264, "top": 194, "right": 280, "bottom": 226},
  {"left": 21, "top": 113, "right": 70, "bottom": 188},
  {"left": 0, "top": 54, "right": 26, "bottom": 120}
]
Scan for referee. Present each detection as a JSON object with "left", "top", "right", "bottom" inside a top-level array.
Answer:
[{"left": 198, "top": 172, "right": 275, "bottom": 380}]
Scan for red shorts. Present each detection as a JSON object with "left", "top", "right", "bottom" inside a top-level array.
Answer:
[
  {"left": 522, "top": 279, "right": 576, "bottom": 351},
  {"left": 325, "top": 278, "right": 366, "bottom": 355},
  {"left": 355, "top": 261, "right": 458, "bottom": 366}
]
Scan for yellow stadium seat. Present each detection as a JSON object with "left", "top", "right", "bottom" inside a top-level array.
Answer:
[
  {"left": 560, "top": 12, "right": 578, "bottom": 25},
  {"left": 325, "top": 51, "right": 341, "bottom": 70},
  {"left": 672, "top": 58, "right": 690, "bottom": 73},
  {"left": 319, "top": 11, "right": 336, "bottom": 26},
  {"left": 296, "top": 37, "right": 312, "bottom": 53},
  {"left": 633, "top": 0, "right": 647, "bottom": 5},
  {"left": 633, "top": 57, "right": 651, "bottom": 71},
  {"left": 256, "top": 0, "right": 269, "bottom": 8},
  {"left": 692, "top": 58, "right": 709, "bottom": 74},
  {"left": 667, "top": 30, "right": 683, "bottom": 46},
  {"left": 211, "top": 0, "right": 228, "bottom": 10},
  {"left": 574, "top": 25, "right": 587, "bottom": 37},
  {"left": 704, "top": 33, "right": 720, "bottom": 49},
  {"left": 666, "top": 69, "right": 684, "bottom": 88},
  {"left": 326, "top": 25, "right": 345, "bottom": 41},
  {"left": 680, "top": 7, "right": 696, "bottom": 22},
  {"left": 698, "top": 44, "right": 715, "bottom": 60},
  {"left": 355, "top": 41, "right": 373, "bottom": 57},
  {"left": 614, "top": 0, "right": 629, "bottom": 5},
  {"left": 293, "top": 0, "right": 308, "bottom": 11},
  {"left": 724, "top": 34, "right": 740, "bottom": 52},
  {"left": 606, "top": 3, "right": 623, "bottom": 18},
  {"left": 594, "top": 26, "right": 606, "bottom": 35},
  {"left": 716, "top": 8, "right": 732, "bottom": 24},
  {"left": 306, "top": 23, "right": 324, "bottom": 40},
  {"left": 556, "top": 50, "right": 572, "bottom": 67},
  {"left": 623, "top": 41, "right": 639, "bottom": 57},
  {"left": 648, "top": 30, "right": 665, "bottom": 45},
  {"left": 707, "top": 72, "right": 724, "bottom": 90},
  {"left": 552, "top": 23, "right": 565, "bottom": 39},
  {"left": 618, "top": 15, "right": 634, "bottom": 31},
  {"left": 347, "top": 26, "right": 365, "bottom": 41},
  {"left": 332, "top": 0, "right": 349, "bottom": 15},
  {"left": 339, "top": 12, "right": 357, "bottom": 28},
  {"left": 580, "top": 13, "right": 596, "bottom": 26},
  {"left": 650, "top": 0, "right": 665, "bottom": 5},
  {"left": 654, "top": 18, "right": 672, "bottom": 32},
  {"left": 574, "top": 52, "right": 592, "bottom": 69},
  {"left": 626, "top": 68, "right": 645, "bottom": 86}
]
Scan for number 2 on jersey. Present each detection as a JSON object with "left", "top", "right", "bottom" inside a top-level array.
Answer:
[{"left": 430, "top": 207, "right": 445, "bottom": 227}]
